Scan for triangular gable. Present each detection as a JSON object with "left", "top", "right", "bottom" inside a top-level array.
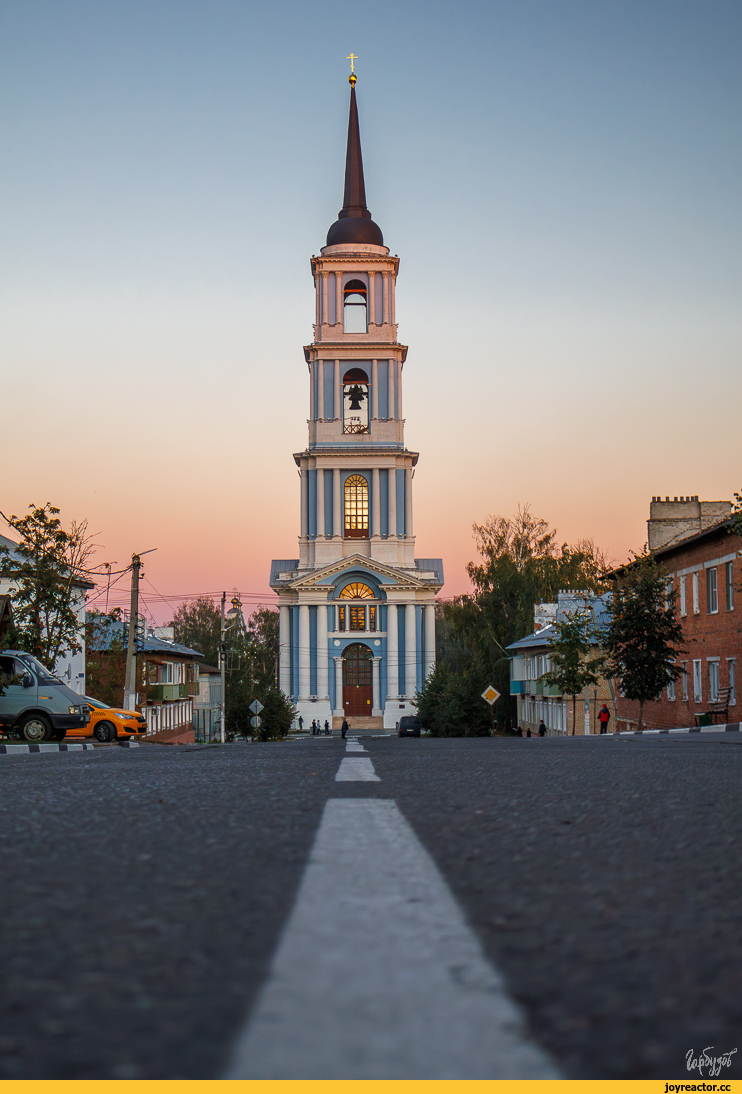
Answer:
[{"left": 288, "top": 553, "right": 429, "bottom": 591}]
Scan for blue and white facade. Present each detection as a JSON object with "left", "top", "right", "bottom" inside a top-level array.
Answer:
[{"left": 270, "top": 78, "right": 443, "bottom": 729}]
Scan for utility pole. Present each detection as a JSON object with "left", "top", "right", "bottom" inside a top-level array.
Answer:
[
  {"left": 220, "top": 591, "right": 226, "bottom": 744},
  {"left": 123, "top": 554, "right": 141, "bottom": 711},
  {"left": 123, "top": 549, "right": 157, "bottom": 713}
]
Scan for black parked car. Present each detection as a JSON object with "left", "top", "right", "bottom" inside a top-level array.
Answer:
[{"left": 397, "top": 716, "right": 421, "bottom": 737}]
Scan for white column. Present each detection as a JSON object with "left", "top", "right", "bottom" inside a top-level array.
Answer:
[
  {"left": 371, "top": 359, "right": 378, "bottom": 419},
  {"left": 397, "top": 360, "right": 403, "bottom": 419},
  {"left": 298, "top": 604, "right": 310, "bottom": 699},
  {"left": 405, "top": 603, "right": 417, "bottom": 698},
  {"left": 333, "top": 469, "right": 341, "bottom": 538},
  {"left": 388, "top": 466, "right": 397, "bottom": 538},
  {"left": 334, "top": 657, "right": 344, "bottom": 716},
  {"left": 388, "top": 359, "right": 395, "bottom": 418},
  {"left": 372, "top": 467, "right": 380, "bottom": 537},
  {"left": 386, "top": 604, "right": 398, "bottom": 698},
  {"left": 317, "top": 359, "right": 324, "bottom": 418},
  {"left": 300, "top": 468, "right": 308, "bottom": 538},
  {"left": 316, "top": 466, "right": 325, "bottom": 538},
  {"left": 336, "top": 274, "right": 342, "bottom": 327},
  {"left": 404, "top": 467, "right": 413, "bottom": 538},
  {"left": 372, "top": 657, "right": 382, "bottom": 715},
  {"left": 279, "top": 605, "right": 291, "bottom": 694},
  {"left": 369, "top": 273, "right": 376, "bottom": 326},
  {"left": 424, "top": 603, "right": 436, "bottom": 680},
  {"left": 391, "top": 274, "right": 396, "bottom": 325},
  {"left": 322, "top": 272, "right": 328, "bottom": 323},
  {"left": 334, "top": 360, "right": 341, "bottom": 422},
  {"left": 309, "top": 363, "right": 315, "bottom": 420},
  {"left": 317, "top": 604, "right": 328, "bottom": 698},
  {"left": 382, "top": 272, "right": 389, "bottom": 324}
]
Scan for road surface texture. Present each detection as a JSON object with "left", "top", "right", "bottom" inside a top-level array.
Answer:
[{"left": 1, "top": 733, "right": 740, "bottom": 1079}]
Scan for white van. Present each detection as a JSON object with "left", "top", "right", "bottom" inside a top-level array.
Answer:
[{"left": 0, "top": 651, "right": 90, "bottom": 742}]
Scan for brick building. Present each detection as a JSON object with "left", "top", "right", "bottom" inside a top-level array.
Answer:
[{"left": 615, "top": 499, "right": 740, "bottom": 732}]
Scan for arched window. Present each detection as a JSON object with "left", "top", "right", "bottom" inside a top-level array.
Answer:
[
  {"left": 343, "top": 368, "right": 369, "bottom": 434},
  {"left": 344, "top": 474, "right": 369, "bottom": 540},
  {"left": 338, "top": 582, "right": 376, "bottom": 632},
  {"left": 343, "top": 279, "right": 367, "bottom": 334}
]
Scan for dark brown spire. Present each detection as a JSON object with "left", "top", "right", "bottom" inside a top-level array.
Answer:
[
  {"left": 326, "top": 77, "right": 384, "bottom": 248},
  {"left": 339, "top": 84, "right": 370, "bottom": 221}
]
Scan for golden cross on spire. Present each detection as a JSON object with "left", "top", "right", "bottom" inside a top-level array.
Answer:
[{"left": 346, "top": 52, "right": 358, "bottom": 73}]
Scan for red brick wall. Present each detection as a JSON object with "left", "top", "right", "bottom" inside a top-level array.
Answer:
[{"left": 616, "top": 528, "right": 741, "bottom": 731}]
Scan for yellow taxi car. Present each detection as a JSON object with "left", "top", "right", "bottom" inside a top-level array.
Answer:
[{"left": 65, "top": 697, "right": 147, "bottom": 742}]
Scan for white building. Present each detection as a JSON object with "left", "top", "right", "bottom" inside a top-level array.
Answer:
[{"left": 270, "top": 73, "right": 443, "bottom": 730}]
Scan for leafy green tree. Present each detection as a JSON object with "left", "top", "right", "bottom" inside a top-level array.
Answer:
[
  {"left": 258, "top": 687, "right": 296, "bottom": 740},
  {"left": 542, "top": 610, "right": 604, "bottom": 735},
  {"left": 170, "top": 596, "right": 221, "bottom": 666},
  {"left": 417, "top": 506, "right": 610, "bottom": 737},
  {"left": 604, "top": 550, "right": 685, "bottom": 732},
  {"left": 0, "top": 503, "right": 94, "bottom": 669}
]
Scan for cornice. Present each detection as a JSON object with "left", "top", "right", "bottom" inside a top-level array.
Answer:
[
  {"left": 311, "top": 254, "right": 400, "bottom": 276},
  {"left": 293, "top": 448, "right": 419, "bottom": 464},
  {"left": 303, "top": 342, "right": 409, "bottom": 364}
]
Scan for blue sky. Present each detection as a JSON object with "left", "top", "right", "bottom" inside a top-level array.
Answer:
[{"left": 1, "top": 0, "right": 740, "bottom": 615}]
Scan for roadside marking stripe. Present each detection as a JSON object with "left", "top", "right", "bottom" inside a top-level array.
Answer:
[
  {"left": 345, "top": 742, "right": 367, "bottom": 752},
  {"left": 335, "top": 757, "right": 379, "bottom": 781},
  {"left": 225, "top": 799, "right": 558, "bottom": 1079}
]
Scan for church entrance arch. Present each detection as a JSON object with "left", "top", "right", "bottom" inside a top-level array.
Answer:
[{"left": 342, "top": 643, "right": 373, "bottom": 717}]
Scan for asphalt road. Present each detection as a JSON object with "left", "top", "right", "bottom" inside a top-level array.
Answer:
[{"left": 1, "top": 733, "right": 740, "bottom": 1079}]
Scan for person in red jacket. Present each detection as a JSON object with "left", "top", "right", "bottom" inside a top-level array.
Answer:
[{"left": 598, "top": 704, "right": 611, "bottom": 733}]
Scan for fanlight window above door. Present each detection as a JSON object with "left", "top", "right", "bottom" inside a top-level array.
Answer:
[{"left": 339, "top": 583, "right": 375, "bottom": 599}]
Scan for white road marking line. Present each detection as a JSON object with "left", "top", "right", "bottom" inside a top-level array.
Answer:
[
  {"left": 345, "top": 742, "right": 367, "bottom": 752},
  {"left": 225, "top": 799, "right": 559, "bottom": 1080},
  {"left": 335, "top": 757, "right": 380, "bottom": 781},
  {"left": 339, "top": 757, "right": 383, "bottom": 783}
]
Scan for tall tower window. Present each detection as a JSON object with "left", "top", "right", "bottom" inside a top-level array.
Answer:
[
  {"left": 343, "top": 368, "right": 369, "bottom": 434},
  {"left": 344, "top": 474, "right": 369, "bottom": 538},
  {"left": 343, "top": 279, "right": 368, "bottom": 333}
]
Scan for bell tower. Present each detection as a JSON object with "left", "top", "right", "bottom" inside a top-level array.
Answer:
[{"left": 270, "top": 72, "right": 443, "bottom": 731}]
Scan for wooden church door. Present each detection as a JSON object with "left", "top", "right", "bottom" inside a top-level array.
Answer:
[{"left": 342, "top": 643, "right": 373, "bottom": 716}]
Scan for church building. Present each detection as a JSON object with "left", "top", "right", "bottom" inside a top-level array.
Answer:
[{"left": 270, "top": 72, "right": 443, "bottom": 730}]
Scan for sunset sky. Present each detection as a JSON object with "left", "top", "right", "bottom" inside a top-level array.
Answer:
[{"left": 2, "top": 0, "right": 740, "bottom": 624}]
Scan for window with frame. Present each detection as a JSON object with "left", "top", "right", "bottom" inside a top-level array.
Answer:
[
  {"left": 343, "top": 474, "right": 369, "bottom": 538},
  {"left": 728, "top": 659, "right": 736, "bottom": 705},
  {"left": 680, "top": 661, "right": 688, "bottom": 701},
  {"left": 665, "top": 578, "right": 673, "bottom": 609},
  {"left": 679, "top": 575, "right": 687, "bottom": 616},
  {"left": 666, "top": 676, "right": 676, "bottom": 701},
  {"left": 343, "top": 279, "right": 368, "bottom": 334},
  {"left": 692, "top": 659, "right": 702, "bottom": 703},
  {"left": 708, "top": 659, "right": 720, "bottom": 702},
  {"left": 726, "top": 561, "right": 734, "bottom": 611},
  {"left": 706, "top": 567, "right": 718, "bottom": 614},
  {"left": 692, "top": 572, "right": 700, "bottom": 614}
]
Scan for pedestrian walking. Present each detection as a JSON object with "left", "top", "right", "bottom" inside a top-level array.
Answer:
[
  {"left": 526, "top": 727, "right": 532, "bottom": 737},
  {"left": 311, "top": 719, "right": 317, "bottom": 736},
  {"left": 324, "top": 719, "right": 330, "bottom": 736},
  {"left": 341, "top": 718, "right": 349, "bottom": 740},
  {"left": 297, "top": 715, "right": 303, "bottom": 732},
  {"left": 598, "top": 704, "right": 611, "bottom": 733},
  {"left": 538, "top": 719, "right": 547, "bottom": 737}
]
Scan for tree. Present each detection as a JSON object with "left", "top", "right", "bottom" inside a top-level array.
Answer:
[
  {"left": 85, "top": 609, "right": 127, "bottom": 706},
  {"left": 604, "top": 550, "right": 685, "bottom": 732},
  {"left": 417, "top": 506, "right": 611, "bottom": 737},
  {"left": 542, "top": 610, "right": 604, "bottom": 735},
  {"left": 170, "top": 596, "right": 221, "bottom": 665},
  {"left": 0, "top": 503, "right": 95, "bottom": 670}
]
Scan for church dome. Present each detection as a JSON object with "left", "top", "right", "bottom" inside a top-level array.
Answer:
[
  {"left": 326, "top": 78, "right": 384, "bottom": 249},
  {"left": 326, "top": 215, "right": 383, "bottom": 247}
]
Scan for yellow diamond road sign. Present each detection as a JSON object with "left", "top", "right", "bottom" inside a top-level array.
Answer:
[{"left": 482, "top": 685, "right": 501, "bottom": 705}]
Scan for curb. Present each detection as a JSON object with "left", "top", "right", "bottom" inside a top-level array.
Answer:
[
  {"left": 0, "top": 742, "right": 97, "bottom": 755},
  {"left": 116, "top": 740, "right": 140, "bottom": 748},
  {"left": 615, "top": 723, "right": 741, "bottom": 736}
]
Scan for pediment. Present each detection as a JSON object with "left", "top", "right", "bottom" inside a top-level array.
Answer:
[{"left": 288, "top": 553, "right": 428, "bottom": 591}]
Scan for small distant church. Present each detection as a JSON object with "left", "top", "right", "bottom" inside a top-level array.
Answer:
[{"left": 270, "top": 71, "right": 443, "bottom": 730}]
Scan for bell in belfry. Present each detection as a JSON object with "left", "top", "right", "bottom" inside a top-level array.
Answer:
[{"left": 345, "top": 384, "right": 366, "bottom": 410}]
